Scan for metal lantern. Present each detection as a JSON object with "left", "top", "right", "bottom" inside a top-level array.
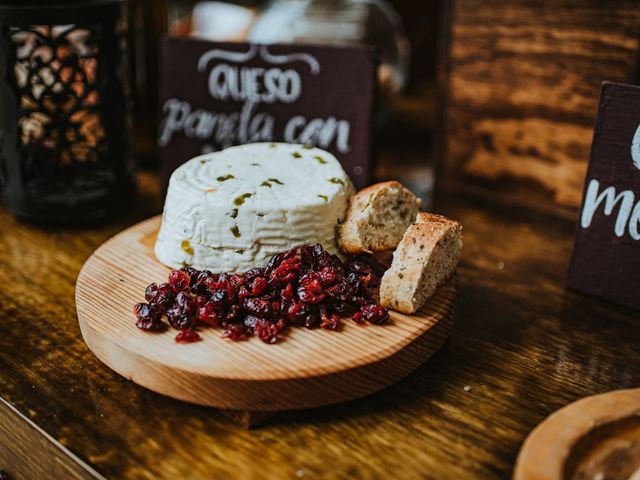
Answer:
[{"left": 0, "top": 0, "right": 133, "bottom": 224}]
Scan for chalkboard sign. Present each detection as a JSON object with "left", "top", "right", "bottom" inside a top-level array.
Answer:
[
  {"left": 567, "top": 82, "right": 640, "bottom": 310},
  {"left": 159, "top": 38, "right": 377, "bottom": 189}
]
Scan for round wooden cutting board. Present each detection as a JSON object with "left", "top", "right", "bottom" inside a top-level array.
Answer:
[
  {"left": 76, "top": 216, "right": 456, "bottom": 412},
  {"left": 514, "top": 389, "right": 640, "bottom": 480}
]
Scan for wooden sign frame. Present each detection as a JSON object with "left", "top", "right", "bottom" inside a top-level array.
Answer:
[
  {"left": 159, "top": 39, "right": 377, "bottom": 189},
  {"left": 567, "top": 82, "right": 640, "bottom": 310}
]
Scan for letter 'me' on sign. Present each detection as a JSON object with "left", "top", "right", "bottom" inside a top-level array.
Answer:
[
  {"left": 159, "top": 38, "right": 376, "bottom": 189},
  {"left": 567, "top": 82, "right": 640, "bottom": 310}
]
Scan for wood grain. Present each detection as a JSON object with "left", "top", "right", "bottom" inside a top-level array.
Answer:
[
  {"left": 0, "top": 398, "right": 103, "bottom": 480},
  {"left": 1, "top": 170, "right": 639, "bottom": 479},
  {"left": 514, "top": 389, "right": 640, "bottom": 480},
  {"left": 443, "top": 0, "right": 640, "bottom": 213},
  {"left": 76, "top": 216, "right": 456, "bottom": 411}
]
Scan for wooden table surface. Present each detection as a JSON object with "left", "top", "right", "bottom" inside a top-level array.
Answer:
[{"left": 0, "top": 171, "right": 638, "bottom": 480}]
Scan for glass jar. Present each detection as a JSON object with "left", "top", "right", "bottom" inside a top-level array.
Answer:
[
  {"left": 247, "top": 0, "right": 410, "bottom": 96},
  {"left": 0, "top": 0, "right": 134, "bottom": 225}
]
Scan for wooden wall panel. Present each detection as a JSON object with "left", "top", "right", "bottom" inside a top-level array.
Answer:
[{"left": 443, "top": 0, "right": 640, "bottom": 213}]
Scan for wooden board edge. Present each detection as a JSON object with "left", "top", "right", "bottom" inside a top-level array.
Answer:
[{"left": 77, "top": 298, "right": 455, "bottom": 412}]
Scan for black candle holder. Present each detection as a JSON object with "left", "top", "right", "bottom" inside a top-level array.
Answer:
[{"left": 0, "top": 0, "right": 133, "bottom": 225}]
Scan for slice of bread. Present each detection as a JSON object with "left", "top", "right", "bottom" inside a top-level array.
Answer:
[
  {"left": 338, "top": 181, "right": 421, "bottom": 253},
  {"left": 380, "top": 212, "right": 462, "bottom": 314}
]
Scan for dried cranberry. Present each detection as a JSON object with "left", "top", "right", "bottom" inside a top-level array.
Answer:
[
  {"left": 191, "top": 270, "right": 213, "bottom": 294},
  {"left": 255, "top": 319, "right": 286, "bottom": 344},
  {"left": 270, "top": 257, "right": 301, "bottom": 283},
  {"left": 359, "top": 304, "right": 389, "bottom": 324},
  {"left": 194, "top": 294, "right": 208, "bottom": 308},
  {"left": 285, "top": 302, "right": 306, "bottom": 323},
  {"left": 144, "top": 282, "right": 159, "bottom": 301},
  {"left": 317, "top": 266, "right": 338, "bottom": 287},
  {"left": 320, "top": 311, "right": 341, "bottom": 331},
  {"left": 134, "top": 302, "right": 162, "bottom": 323},
  {"left": 169, "top": 270, "right": 191, "bottom": 291},
  {"left": 134, "top": 303, "right": 165, "bottom": 331},
  {"left": 312, "top": 243, "right": 325, "bottom": 259},
  {"left": 144, "top": 282, "right": 175, "bottom": 309},
  {"left": 204, "top": 273, "right": 230, "bottom": 292},
  {"left": 166, "top": 291, "right": 197, "bottom": 329},
  {"left": 175, "top": 329, "right": 200, "bottom": 343},
  {"left": 136, "top": 319, "right": 167, "bottom": 332},
  {"left": 304, "top": 310, "right": 320, "bottom": 329},
  {"left": 243, "top": 297, "right": 273, "bottom": 317},
  {"left": 243, "top": 315, "right": 261, "bottom": 329},
  {"left": 359, "top": 272, "right": 380, "bottom": 289},
  {"left": 136, "top": 242, "right": 388, "bottom": 344},
  {"left": 333, "top": 302, "right": 353, "bottom": 315},
  {"left": 300, "top": 245, "right": 315, "bottom": 266},
  {"left": 209, "top": 289, "right": 227, "bottom": 311},
  {"left": 180, "top": 266, "right": 199, "bottom": 284},
  {"left": 351, "top": 295, "right": 369, "bottom": 306},
  {"left": 280, "top": 282, "right": 295, "bottom": 300},
  {"left": 230, "top": 274, "right": 247, "bottom": 287},
  {"left": 297, "top": 272, "right": 326, "bottom": 304},
  {"left": 250, "top": 276, "right": 268, "bottom": 296},
  {"left": 245, "top": 267, "right": 267, "bottom": 279},
  {"left": 326, "top": 279, "right": 354, "bottom": 302},
  {"left": 271, "top": 300, "right": 281, "bottom": 313},
  {"left": 225, "top": 304, "right": 242, "bottom": 322},
  {"left": 197, "top": 301, "right": 220, "bottom": 326},
  {"left": 238, "top": 285, "right": 251, "bottom": 301},
  {"left": 222, "top": 324, "right": 250, "bottom": 341}
]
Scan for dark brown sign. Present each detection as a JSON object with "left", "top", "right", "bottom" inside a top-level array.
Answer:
[
  {"left": 567, "top": 82, "right": 640, "bottom": 310},
  {"left": 159, "top": 38, "right": 376, "bottom": 189}
]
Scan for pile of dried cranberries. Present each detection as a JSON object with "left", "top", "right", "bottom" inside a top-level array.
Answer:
[{"left": 134, "top": 243, "right": 390, "bottom": 344}]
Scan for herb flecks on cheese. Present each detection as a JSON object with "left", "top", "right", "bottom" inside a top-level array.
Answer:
[
  {"left": 318, "top": 194, "right": 329, "bottom": 202},
  {"left": 314, "top": 155, "right": 327, "bottom": 164},
  {"left": 229, "top": 208, "right": 238, "bottom": 219},
  {"left": 329, "top": 177, "right": 344, "bottom": 185},
  {"left": 292, "top": 152, "right": 302, "bottom": 159},
  {"left": 217, "top": 174, "right": 235, "bottom": 182},
  {"left": 181, "top": 240, "right": 194, "bottom": 255},
  {"left": 261, "top": 178, "right": 284, "bottom": 188},
  {"left": 233, "top": 193, "right": 253, "bottom": 206},
  {"left": 230, "top": 225, "right": 241, "bottom": 238}
]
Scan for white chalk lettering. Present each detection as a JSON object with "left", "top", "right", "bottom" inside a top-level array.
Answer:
[
  {"left": 205, "top": 62, "right": 302, "bottom": 105},
  {"left": 159, "top": 47, "right": 354, "bottom": 154},
  {"left": 629, "top": 200, "right": 640, "bottom": 240},
  {"left": 581, "top": 179, "right": 636, "bottom": 238},
  {"left": 284, "top": 115, "right": 351, "bottom": 153},
  {"left": 158, "top": 98, "right": 274, "bottom": 149}
]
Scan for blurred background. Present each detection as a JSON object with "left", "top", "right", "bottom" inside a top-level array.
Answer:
[{"left": 2, "top": 0, "right": 640, "bottom": 225}]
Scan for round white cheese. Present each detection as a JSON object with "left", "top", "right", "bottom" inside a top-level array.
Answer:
[{"left": 155, "top": 143, "right": 354, "bottom": 272}]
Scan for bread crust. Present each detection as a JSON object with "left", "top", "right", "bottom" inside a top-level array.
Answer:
[
  {"left": 338, "top": 181, "right": 420, "bottom": 253},
  {"left": 380, "top": 213, "right": 462, "bottom": 314}
]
